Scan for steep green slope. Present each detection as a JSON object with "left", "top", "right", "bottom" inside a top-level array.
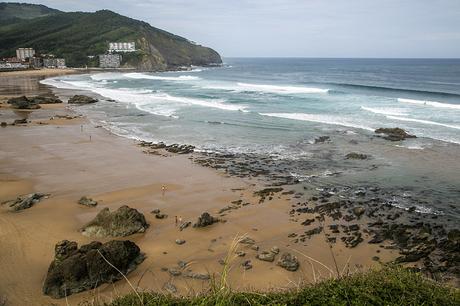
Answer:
[
  {"left": 0, "top": 2, "right": 60, "bottom": 21},
  {"left": 0, "top": 5, "right": 222, "bottom": 70}
]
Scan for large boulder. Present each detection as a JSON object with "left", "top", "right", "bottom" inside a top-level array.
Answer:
[
  {"left": 43, "top": 240, "right": 144, "bottom": 299},
  {"left": 68, "top": 95, "right": 98, "bottom": 104},
  {"left": 1, "top": 193, "right": 49, "bottom": 211},
  {"left": 7, "top": 96, "right": 41, "bottom": 109},
  {"left": 193, "top": 212, "right": 219, "bottom": 228},
  {"left": 277, "top": 252, "right": 300, "bottom": 271},
  {"left": 81, "top": 205, "right": 148, "bottom": 237},
  {"left": 375, "top": 128, "right": 416, "bottom": 141}
]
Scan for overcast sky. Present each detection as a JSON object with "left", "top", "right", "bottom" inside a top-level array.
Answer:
[{"left": 12, "top": 0, "right": 460, "bottom": 58}]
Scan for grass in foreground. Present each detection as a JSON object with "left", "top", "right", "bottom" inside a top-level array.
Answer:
[{"left": 107, "top": 266, "right": 459, "bottom": 306}]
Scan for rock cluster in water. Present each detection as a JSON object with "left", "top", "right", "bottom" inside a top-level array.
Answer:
[
  {"left": 139, "top": 141, "right": 195, "bottom": 154},
  {"left": 43, "top": 240, "right": 144, "bottom": 299},
  {"left": 375, "top": 127, "right": 416, "bottom": 141}
]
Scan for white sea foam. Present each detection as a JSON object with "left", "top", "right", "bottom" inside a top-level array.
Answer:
[
  {"left": 124, "top": 72, "right": 200, "bottom": 81},
  {"left": 90, "top": 73, "right": 124, "bottom": 81},
  {"left": 386, "top": 115, "right": 460, "bottom": 130},
  {"left": 260, "top": 113, "right": 374, "bottom": 131},
  {"left": 205, "top": 82, "right": 329, "bottom": 94},
  {"left": 395, "top": 144, "right": 424, "bottom": 150},
  {"left": 398, "top": 98, "right": 460, "bottom": 109},
  {"left": 42, "top": 76, "right": 246, "bottom": 114},
  {"left": 361, "top": 106, "right": 407, "bottom": 116}
]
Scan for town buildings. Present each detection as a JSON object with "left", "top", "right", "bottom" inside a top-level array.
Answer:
[
  {"left": 43, "top": 58, "right": 66, "bottom": 68},
  {"left": 16, "top": 48, "right": 35, "bottom": 60},
  {"left": 99, "top": 54, "right": 122, "bottom": 68}
]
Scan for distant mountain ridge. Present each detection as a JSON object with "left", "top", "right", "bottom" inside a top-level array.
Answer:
[
  {"left": 0, "top": 2, "right": 60, "bottom": 21},
  {"left": 0, "top": 3, "right": 222, "bottom": 70}
]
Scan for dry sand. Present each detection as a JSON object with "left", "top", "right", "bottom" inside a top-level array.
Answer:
[{"left": 0, "top": 73, "right": 397, "bottom": 305}]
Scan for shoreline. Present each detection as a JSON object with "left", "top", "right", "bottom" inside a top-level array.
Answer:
[{"left": 0, "top": 71, "right": 458, "bottom": 305}]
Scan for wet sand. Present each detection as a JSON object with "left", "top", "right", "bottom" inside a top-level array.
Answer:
[{"left": 0, "top": 74, "right": 397, "bottom": 305}]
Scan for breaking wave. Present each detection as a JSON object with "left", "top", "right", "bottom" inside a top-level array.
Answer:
[
  {"left": 398, "top": 98, "right": 460, "bottom": 110},
  {"left": 260, "top": 113, "right": 374, "bottom": 131}
]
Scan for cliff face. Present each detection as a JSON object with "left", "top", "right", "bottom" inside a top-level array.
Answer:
[{"left": 0, "top": 4, "right": 222, "bottom": 70}]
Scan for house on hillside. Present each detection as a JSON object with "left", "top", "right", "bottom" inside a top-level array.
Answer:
[{"left": 108, "top": 42, "right": 135, "bottom": 53}]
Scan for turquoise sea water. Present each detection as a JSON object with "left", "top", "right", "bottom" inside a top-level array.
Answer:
[{"left": 42, "top": 58, "right": 460, "bottom": 153}]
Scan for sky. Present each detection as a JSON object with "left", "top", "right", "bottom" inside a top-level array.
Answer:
[{"left": 12, "top": 0, "right": 460, "bottom": 58}]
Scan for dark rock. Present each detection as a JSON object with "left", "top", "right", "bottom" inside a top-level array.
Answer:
[
  {"left": 168, "top": 268, "right": 182, "bottom": 276},
  {"left": 81, "top": 206, "right": 148, "bottom": 237},
  {"left": 1, "top": 122, "right": 7, "bottom": 127},
  {"left": 305, "top": 226, "right": 323, "bottom": 237},
  {"left": 179, "top": 221, "right": 191, "bottom": 231},
  {"left": 68, "top": 95, "right": 98, "bottom": 104},
  {"left": 277, "top": 253, "right": 299, "bottom": 271},
  {"left": 193, "top": 212, "right": 219, "bottom": 228},
  {"left": 155, "top": 213, "right": 168, "bottom": 219},
  {"left": 7, "top": 96, "right": 41, "bottom": 109},
  {"left": 242, "top": 260, "right": 253, "bottom": 270},
  {"left": 301, "top": 218, "right": 315, "bottom": 226},
  {"left": 183, "top": 272, "right": 210, "bottom": 280},
  {"left": 256, "top": 250, "right": 277, "bottom": 262},
  {"left": 346, "top": 152, "right": 368, "bottom": 160},
  {"left": 239, "top": 237, "right": 256, "bottom": 245},
  {"left": 31, "top": 95, "right": 63, "bottom": 104},
  {"left": 43, "top": 240, "right": 144, "bottom": 299},
  {"left": 314, "top": 136, "right": 330, "bottom": 144},
  {"left": 78, "top": 196, "right": 97, "bottom": 207},
  {"left": 352, "top": 206, "right": 366, "bottom": 218},
  {"left": 2, "top": 193, "right": 48, "bottom": 211},
  {"left": 13, "top": 118, "right": 27, "bottom": 124},
  {"left": 375, "top": 127, "right": 416, "bottom": 141},
  {"left": 163, "top": 282, "right": 177, "bottom": 293}
]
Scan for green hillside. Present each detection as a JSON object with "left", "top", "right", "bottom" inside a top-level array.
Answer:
[
  {"left": 0, "top": 3, "right": 222, "bottom": 70},
  {"left": 0, "top": 2, "right": 60, "bottom": 21}
]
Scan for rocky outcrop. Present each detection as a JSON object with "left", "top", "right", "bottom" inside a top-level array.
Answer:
[
  {"left": 30, "top": 95, "right": 63, "bottom": 104},
  {"left": 7, "top": 96, "right": 41, "bottom": 109},
  {"left": 43, "top": 240, "right": 144, "bottom": 299},
  {"left": 375, "top": 128, "right": 416, "bottom": 141},
  {"left": 277, "top": 253, "right": 300, "bottom": 271},
  {"left": 314, "top": 136, "right": 330, "bottom": 144},
  {"left": 256, "top": 247, "right": 280, "bottom": 262},
  {"left": 81, "top": 206, "right": 148, "bottom": 237},
  {"left": 68, "top": 95, "right": 98, "bottom": 104},
  {"left": 345, "top": 152, "right": 368, "bottom": 160},
  {"left": 139, "top": 141, "right": 195, "bottom": 154},
  {"left": 78, "top": 196, "right": 98, "bottom": 207},
  {"left": 6, "top": 95, "right": 63, "bottom": 108},
  {"left": 193, "top": 212, "right": 219, "bottom": 228},
  {"left": 1, "top": 193, "right": 49, "bottom": 211}
]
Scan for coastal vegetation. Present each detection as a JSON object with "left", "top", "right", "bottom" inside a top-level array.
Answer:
[
  {"left": 0, "top": 3, "right": 222, "bottom": 69},
  {"left": 108, "top": 266, "right": 459, "bottom": 305}
]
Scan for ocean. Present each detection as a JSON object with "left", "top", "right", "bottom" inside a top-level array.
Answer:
[{"left": 42, "top": 58, "right": 460, "bottom": 220}]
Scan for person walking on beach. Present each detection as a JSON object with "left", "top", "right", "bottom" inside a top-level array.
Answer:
[
  {"left": 162, "top": 185, "right": 167, "bottom": 196},
  {"left": 175, "top": 216, "right": 178, "bottom": 227}
]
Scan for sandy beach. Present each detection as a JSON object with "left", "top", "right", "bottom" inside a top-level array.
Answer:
[{"left": 0, "top": 71, "right": 442, "bottom": 305}]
